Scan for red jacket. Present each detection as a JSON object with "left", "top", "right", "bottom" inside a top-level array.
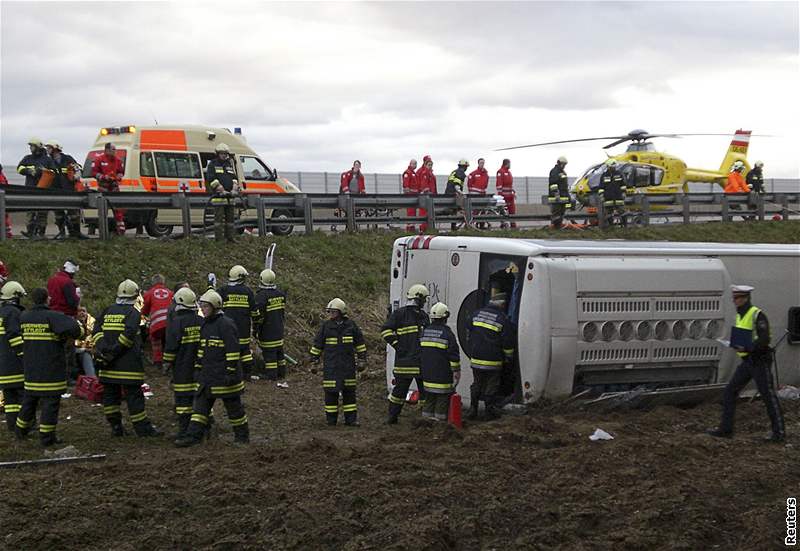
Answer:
[
  {"left": 0, "top": 170, "right": 8, "bottom": 186},
  {"left": 141, "top": 283, "right": 173, "bottom": 334},
  {"left": 91, "top": 153, "right": 124, "bottom": 191},
  {"left": 417, "top": 167, "right": 437, "bottom": 195},
  {"left": 467, "top": 168, "right": 489, "bottom": 194},
  {"left": 47, "top": 270, "right": 80, "bottom": 317},
  {"left": 340, "top": 170, "right": 366, "bottom": 194},
  {"left": 496, "top": 166, "right": 513, "bottom": 195},
  {"left": 402, "top": 166, "right": 418, "bottom": 194}
]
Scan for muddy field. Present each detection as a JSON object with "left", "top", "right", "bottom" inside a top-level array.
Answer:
[{"left": 1, "top": 360, "right": 797, "bottom": 550}]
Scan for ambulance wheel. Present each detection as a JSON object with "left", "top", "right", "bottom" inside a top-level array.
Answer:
[
  {"left": 270, "top": 209, "right": 294, "bottom": 236},
  {"left": 145, "top": 219, "right": 173, "bottom": 238}
]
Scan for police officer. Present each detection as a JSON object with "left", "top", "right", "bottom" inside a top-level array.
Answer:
[
  {"left": 175, "top": 290, "right": 249, "bottom": 447},
  {"left": 420, "top": 302, "right": 461, "bottom": 421},
  {"left": 548, "top": 156, "right": 571, "bottom": 229},
  {"left": 708, "top": 285, "right": 785, "bottom": 442},
  {"left": 446, "top": 160, "right": 469, "bottom": 230},
  {"left": 17, "top": 137, "right": 56, "bottom": 239},
  {"left": 95, "top": 280, "right": 161, "bottom": 438},
  {"left": 310, "top": 298, "right": 367, "bottom": 427},
  {"left": 382, "top": 284, "right": 430, "bottom": 424},
  {"left": 467, "top": 293, "right": 515, "bottom": 420},
  {"left": 253, "top": 269, "right": 287, "bottom": 381},
  {"left": 16, "top": 288, "right": 82, "bottom": 446},
  {"left": 46, "top": 140, "right": 85, "bottom": 239},
  {"left": 162, "top": 287, "right": 202, "bottom": 439},
  {"left": 205, "top": 143, "right": 240, "bottom": 242},
  {"left": 0, "top": 281, "right": 26, "bottom": 433},
  {"left": 218, "top": 265, "right": 257, "bottom": 380}
]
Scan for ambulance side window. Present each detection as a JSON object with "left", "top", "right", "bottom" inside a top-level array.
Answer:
[
  {"left": 241, "top": 156, "right": 274, "bottom": 181},
  {"left": 140, "top": 153, "right": 155, "bottom": 177},
  {"left": 154, "top": 152, "right": 201, "bottom": 179}
]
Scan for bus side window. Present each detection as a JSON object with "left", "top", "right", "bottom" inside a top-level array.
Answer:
[{"left": 140, "top": 152, "right": 155, "bottom": 177}]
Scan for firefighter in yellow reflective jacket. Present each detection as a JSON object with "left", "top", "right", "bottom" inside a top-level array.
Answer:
[
  {"left": 205, "top": 143, "right": 240, "bottom": 242},
  {"left": 382, "top": 283, "right": 430, "bottom": 424},
  {"left": 16, "top": 288, "right": 82, "bottom": 446},
  {"left": 310, "top": 298, "right": 367, "bottom": 426},
  {"left": 176, "top": 290, "right": 249, "bottom": 446},
  {"left": 0, "top": 282, "right": 27, "bottom": 433},
  {"left": 162, "top": 288, "right": 202, "bottom": 439},
  {"left": 420, "top": 302, "right": 461, "bottom": 421},
  {"left": 217, "top": 265, "right": 257, "bottom": 380},
  {"left": 95, "top": 280, "right": 161, "bottom": 438},
  {"left": 708, "top": 285, "right": 785, "bottom": 442}
]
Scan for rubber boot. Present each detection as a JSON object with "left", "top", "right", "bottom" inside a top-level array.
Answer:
[
  {"left": 467, "top": 389, "right": 480, "bottom": 420},
  {"left": 344, "top": 412, "right": 359, "bottom": 427},
  {"left": 176, "top": 414, "right": 191, "bottom": 439},
  {"left": 5, "top": 414, "right": 18, "bottom": 434},
  {"left": 21, "top": 223, "right": 37, "bottom": 239},
  {"left": 110, "top": 422, "right": 126, "bottom": 437},
  {"left": 41, "top": 433, "right": 63, "bottom": 447},
  {"left": 233, "top": 423, "right": 250, "bottom": 444},
  {"left": 326, "top": 413, "right": 338, "bottom": 426},
  {"left": 134, "top": 420, "right": 163, "bottom": 437}
]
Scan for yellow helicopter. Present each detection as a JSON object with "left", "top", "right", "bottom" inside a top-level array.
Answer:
[{"left": 497, "top": 129, "right": 756, "bottom": 208}]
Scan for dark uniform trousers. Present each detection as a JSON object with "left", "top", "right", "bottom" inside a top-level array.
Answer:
[
  {"left": 720, "top": 354, "right": 785, "bottom": 436},
  {"left": 261, "top": 343, "right": 286, "bottom": 380},
  {"left": 324, "top": 381, "right": 357, "bottom": 426},
  {"left": 470, "top": 369, "right": 502, "bottom": 411},
  {"left": 3, "top": 387, "right": 23, "bottom": 433},
  {"left": 388, "top": 375, "right": 425, "bottom": 418},
  {"left": 16, "top": 395, "right": 61, "bottom": 442},
  {"left": 103, "top": 383, "right": 151, "bottom": 432},
  {"left": 186, "top": 386, "right": 248, "bottom": 440}
]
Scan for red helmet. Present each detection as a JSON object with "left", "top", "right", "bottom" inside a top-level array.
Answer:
[{"left": 0, "top": 261, "right": 8, "bottom": 282}]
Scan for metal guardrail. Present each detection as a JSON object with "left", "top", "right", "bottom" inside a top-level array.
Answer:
[{"left": 0, "top": 188, "right": 797, "bottom": 241}]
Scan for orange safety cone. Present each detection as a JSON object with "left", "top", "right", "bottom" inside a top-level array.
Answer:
[{"left": 448, "top": 393, "right": 463, "bottom": 429}]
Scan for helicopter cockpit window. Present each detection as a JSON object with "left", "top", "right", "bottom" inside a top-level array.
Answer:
[
  {"left": 580, "top": 164, "right": 605, "bottom": 191},
  {"left": 627, "top": 165, "right": 665, "bottom": 188}
]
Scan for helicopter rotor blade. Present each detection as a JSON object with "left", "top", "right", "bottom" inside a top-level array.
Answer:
[{"left": 494, "top": 136, "right": 629, "bottom": 152}]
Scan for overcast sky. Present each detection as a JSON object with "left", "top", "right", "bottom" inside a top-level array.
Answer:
[{"left": 1, "top": 1, "right": 798, "bottom": 178}]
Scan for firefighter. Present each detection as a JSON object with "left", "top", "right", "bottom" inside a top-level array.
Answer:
[
  {"left": 708, "top": 285, "right": 785, "bottom": 442},
  {"left": 598, "top": 159, "right": 627, "bottom": 227},
  {"left": 162, "top": 287, "right": 202, "bottom": 439},
  {"left": 253, "top": 269, "right": 287, "bottom": 381},
  {"left": 403, "top": 159, "right": 419, "bottom": 232},
  {"left": 340, "top": 160, "right": 366, "bottom": 194},
  {"left": 382, "top": 284, "right": 430, "bottom": 424},
  {"left": 205, "top": 143, "right": 240, "bottom": 242},
  {"left": 310, "top": 298, "right": 367, "bottom": 427},
  {"left": 175, "top": 290, "right": 249, "bottom": 447},
  {"left": 16, "top": 288, "right": 82, "bottom": 446},
  {"left": 94, "top": 279, "right": 161, "bottom": 437},
  {"left": 0, "top": 281, "right": 26, "bottom": 433},
  {"left": 467, "top": 293, "right": 515, "bottom": 420},
  {"left": 420, "top": 302, "right": 461, "bottom": 421},
  {"left": 416, "top": 155, "right": 436, "bottom": 232},
  {"left": 496, "top": 159, "right": 516, "bottom": 228},
  {"left": 46, "top": 140, "right": 86, "bottom": 239},
  {"left": 746, "top": 160, "right": 765, "bottom": 193},
  {"left": 17, "top": 137, "right": 56, "bottom": 239},
  {"left": 141, "top": 274, "right": 174, "bottom": 371},
  {"left": 91, "top": 142, "right": 127, "bottom": 235},
  {"left": 218, "top": 265, "right": 257, "bottom": 380},
  {"left": 548, "top": 156, "right": 571, "bottom": 229},
  {"left": 445, "top": 160, "right": 469, "bottom": 230}
]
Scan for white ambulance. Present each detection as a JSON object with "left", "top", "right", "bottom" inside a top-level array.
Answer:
[{"left": 388, "top": 235, "right": 800, "bottom": 405}]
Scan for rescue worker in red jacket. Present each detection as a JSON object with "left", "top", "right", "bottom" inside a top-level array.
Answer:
[
  {"left": 47, "top": 260, "right": 80, "bottom": 317},
  {"left": 0, "top": 260, "right": 8, "bottom": 285},
  {"left": 496, "top": 159, "right": 516, "bottom": 227},
  {"left": 141, "top": 274, "right": 174, "bottom": 371},
  {"left": 0, "top": 164, "right": 12, "bottom": 238},
  {"left": 175, "top": 290, "right": 249, "bottom": 446},
  {"left": 402, "top": 159, "right": 419, "bottom": 232},
  {"left": 0, "top": 281, "right": 26, "bottom": 433},
  {"left": 91, "top": 142, "right": 126, "bottom": 235},
  {"left": 340, "top": 160, "right": 366, "bottom": 194},
  {"left": 16, "top": 288, "right": 83, "bottom": 446},
  {"left": 310, "top": 298, "right": 367, "bottom": 426},
  {"left": 416, "top": 156, "right": 436, "bottom": 232},
  {"left": 94, "top": 280, "right": 161, "bottom": 438},
  {"left": 467, "top": 158, "right": 489, "bottom": 195},
  {"left": 162, "top": 287, "right": 202, "bottom": 439}
]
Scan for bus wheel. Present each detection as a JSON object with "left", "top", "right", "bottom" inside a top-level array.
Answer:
[
  {"left": 145, "top": 218, "right": 174, "bottom": 238},
  {"left": 270, "top": 209, "right": 294, "bottom": 236}
]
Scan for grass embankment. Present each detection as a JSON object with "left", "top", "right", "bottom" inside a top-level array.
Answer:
[{"left": 0, "top": 220, "right": 798, "bottom": 356}]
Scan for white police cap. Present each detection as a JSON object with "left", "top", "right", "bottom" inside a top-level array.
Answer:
[{"left": 730, "top": 284, "right": 754, "bottom": 294}]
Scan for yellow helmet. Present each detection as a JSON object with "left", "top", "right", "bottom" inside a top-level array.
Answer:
[
  {"left": 259, "top": 268, "right": 276, "bottom": 286},
  {"left": 430, "top": 302, "right": 450, "bottom": 320},
  {"left": 406, "top": 283, "right": 430, "bottom": 301},
  {"left": 605, "top": 159, "right": 619, "bottom": 168},
  {"left": 117, "top": 279, "right": 140, "bottom": 299},
  {"left": 326, "top": 298, "right": 347, "bottom": 314},
  {"left": 199, "top": 289, "right": 223, "bottom": 309},
  {"left": 215, "top": 143, "right": 231, "bottom": 153},
  {"left": 28, "top": 137, "right": 44, "bottom": 148},
  {"left": 0, "top": 281, "right": 27, "bottom": 301},
  {"left": 229, "top": 265, "right": 248, "bottom": 282},
  {"left": 174, "top": 287, "right": 197, "bottom": 308}
]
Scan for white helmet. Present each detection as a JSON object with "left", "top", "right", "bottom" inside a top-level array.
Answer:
[
  {"left": 215, "top": 143, "right": 231, "bottom": 153},
  {"left": 117, "top": 279, "right": 140, "bottom": 299},
  {"left": 229, "top": 265, "right": 248, "bottom": 282},
  {"left": 326, "top": 298, "right": 347, "bottom": 314},
  {"left": 430, "top": 302, "right": 450, "bottom": 320},
  {"left": 732, "top": 160, "right": 745, "bottom": 171},
  {"left": 0, "top": 281, "right": 27, "bottom": 301},
  {"left": 45, "top": 140, "right": 62, "bottom": 151},
  {"left": 199, "top": 289, "right": 223, "bottom": 309},
  {"left": 406, "top": 284, "right": 430, "bottom": 301},
  {"left": 557, "top": 156, "right": 568, "bottom": 164},
  {"left": 259, "top": 268, "right": 276, "bottom": 287},
  {"left": 605, "top": 159, "right": 619, "bottom": 168},
  {"left": 754, "top": 160, "right": 764, "bottom": 168},
  {"left": 174, "top": 287, "right": 197, "bottom": 308}
]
